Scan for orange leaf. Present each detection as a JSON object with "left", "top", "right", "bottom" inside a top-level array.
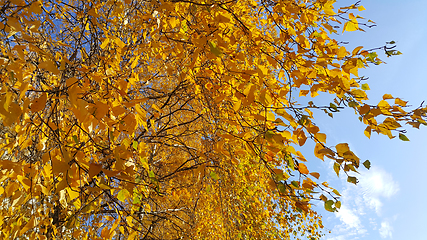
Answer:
[
  {"left": 30, "top": 93, "right": 47, "bottom": 112},
  {"left": 298, "top": 163, "right": 309, "bottom": 175},
  {"left": 383, "top": 94, "right": 394, "bottom": 100},
  {"left": 89, "top": 163, "right": 103, "bottom": 179},
  {"left": 310, "top": 172, "right": 320, "bottom": 179},
  {"left": 52, "top": 160, "right": 69, "bottom": 175}
]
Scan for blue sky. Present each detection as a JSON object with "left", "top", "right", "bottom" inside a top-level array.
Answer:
[{"left": 309, "top": 1, "right": 427, "bottom": 239}]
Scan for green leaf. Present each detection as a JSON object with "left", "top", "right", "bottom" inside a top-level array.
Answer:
[
  {"left": 133, "top": 194, "right": 141, "bottom": 204},
  {"left": 324, "top": 200, "right": 336, "bottom": 212},
  {"left": 291, "top": 181, "right": 299, "bottom": 188},
  {"left": 117, "top": 189, "right": 130, "bottom": 202},
  {"left": 65, "top": 216, "right": 76, "bottom": 229},
  {"left": 278, "top": 182, "right": 286, "bottom": 193},
  {"left": 347, "top": 176, "right": 358, "bottom": 185},
  {"left": 210, "top": 171, "right": 219, "bottom": 180},
  {"left": 181, "top": 21, "right": 188, "bottom": 32},
  {"left": 298, "top": 115, "right": 308, "bottom": 125},
  {"left": 332, "top": 189, "right": 341, "bottom": 196},
  {"left": 208, "top": 41, "right": 222, "bottom": 57},
  {"left": 149, "top": 170, "right": 155, "bottom": 178},
  {"left": 286, "top": 155, "right": 295, "bottom": 171},
  {"left": 367, "top": 52, "right": 378, "bottom": 62},
  {"left": 72, "top": 135, "right": 79, "bottom": 144},
  {"left": 329, "top": 103, "right": 339, "bottom": 112},
  {"left": 265, "top": 130, "right": 275, "bottom": 140},
  {"left": 399, "top": 133, "right": 409, "bottom": 141},
  {"left": 348, "top": 101, "right": 359, "bottom": 107},
  {"left": 362, "top": 160, "right": 371, "bottom": 169},
  {"left": 361, "top": 83, "right": 370, "bottom": 90},
  {"left": 132, "top": 141, "right": 138, "bottom": 150},
  {"left": 385, "top": 50, "right": 403, "bottom": 57},
  {"left": 333, "top": 162, "right": 340, "bottom": 176}
]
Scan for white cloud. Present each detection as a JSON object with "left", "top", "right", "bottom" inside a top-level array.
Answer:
[
  {"left": 326, "top": 236, "right": 346, "bottom": 240},
  {"left": 336, "top": 205, "right": 362, "bottom": 229},
  {"left": 359, "top": 167, "right": 399, "bottom": 214},
  {"left": 379, "top": 220, "right": 393, "bottom": 238},
  {"left": 360, "top": 167, "right": 399, "bottom": 197},
  {"left": 322, "top": 165, "right": 399, "bottom": 240}
]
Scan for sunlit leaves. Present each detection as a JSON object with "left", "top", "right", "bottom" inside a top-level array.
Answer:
[
  {"left": 0, "top": 0, "right": 424, "bottom": 239},
  {"left": 298, "top": 163, "right": 309, "bottom": 175},
  {"left": 117, "top": 189, "right": 130, "bottom": 202},
  {"left": 335, "top": 143, "right": 350, "bottom": 156},
  {"left": 358, "top": 6, "right": 366, "bottom": 11},
  {"left": 364, "top": 126, "right": 371, "bottom": 138},
  {"left": 344, "top": 20, "right": 358, "bottom": 32},
  {"left": 100, "top": 38, "right": 110, "bottom": 49}
]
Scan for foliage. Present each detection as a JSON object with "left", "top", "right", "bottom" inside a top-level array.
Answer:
[{"left": 0, "top": 0, "right": 425, "bottom": 239}]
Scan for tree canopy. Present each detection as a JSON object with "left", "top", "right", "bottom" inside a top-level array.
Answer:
[{"left": 0, "top": 0, "right": 425, "bottom": 239}]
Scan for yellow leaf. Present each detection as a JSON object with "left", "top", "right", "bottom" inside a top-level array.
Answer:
[
  {"left": 352, "top": 46, "right": 364, "bottom": 55},
  {"left": 299, "top": 90, "right": 309, "bottom": 97},
  {"left": 7, "top": 17, "right": 22, "bottom": 32},
  {"left": 29, "top": 1, "right": 43, "bottom": 14},
  {"left": 110, "top": 217, "right": 120, "bottom": 236},
  {"left": 17, "top": 175, "right": 31, "bottom": 191},
  {"left": 296, "top": 35, "right": 310, "bottom": 49},
  {"left": 378, "top": 100, "right": 390, "bottom": 109},
  {"left": 131, "top": 55, "right": 140, "bottom": 69},
  {"left": 383, "top": 94, "right": 394, "bottom": 100},
  {"left": 395, "top": 98, "right": 407, "bottom": 107},
  {"left": 39, "top": 58, "right": 59, "bottom": 74},
  {"left": 364, "top": 126, "right": 371, "bottom": 138},
  {"left": 103, "top": 169, "right": 119, "bottom": 178},
  {"left": 66, "top": 187, "right": 80, "bottom": 201},
  {"left": 316, "top": 133, "right": 326, "bottom": 143},
  {"left": 4, "top": 92, "right": 12, "bottom": 112},
  {"left": 18, "top": 216, "right": 35, "bottom": 236},
  {"left": 101, "top": 38, "right": 110, "bottom": 49},
  {"left": 314, "top": 143, "right": 325, "bottom": 160},
  {"left": 383, "top": 117, "right": 401, "bottom": 130},
  {"left": 152, "top": 103, "right": 164, "bottom": 114},
  {"left": 335, "top": 143, "right": 349, "bottom": 155},
  {"left": 323, "top": 4, "right": 336, "bottom": 15},
  {"left": 115, "top": 38, "right": 126, "bottom": 49},
  {"left": 344, "top": 20, "right": 358, "bottom": 32},
  {"left": 337, "top": 46, "right": 347, "bottom": 59},
  {"left": 30, "top": 93, "right": 47, "bottom": 112},
  {"left": 295, "top": 201, "right": 309, "bottom": 212},
  {"left": 19, "top": 81, "right": 30, "bottom": 100},
  {"left": 233, "top": 99, "right": 241, "bottom": 112},
  {"left": 94, "top": 101, "right": 109, "bottom": 119},
  {"left": 298, "top": 163, "right": 309, "bottom": 175}
]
